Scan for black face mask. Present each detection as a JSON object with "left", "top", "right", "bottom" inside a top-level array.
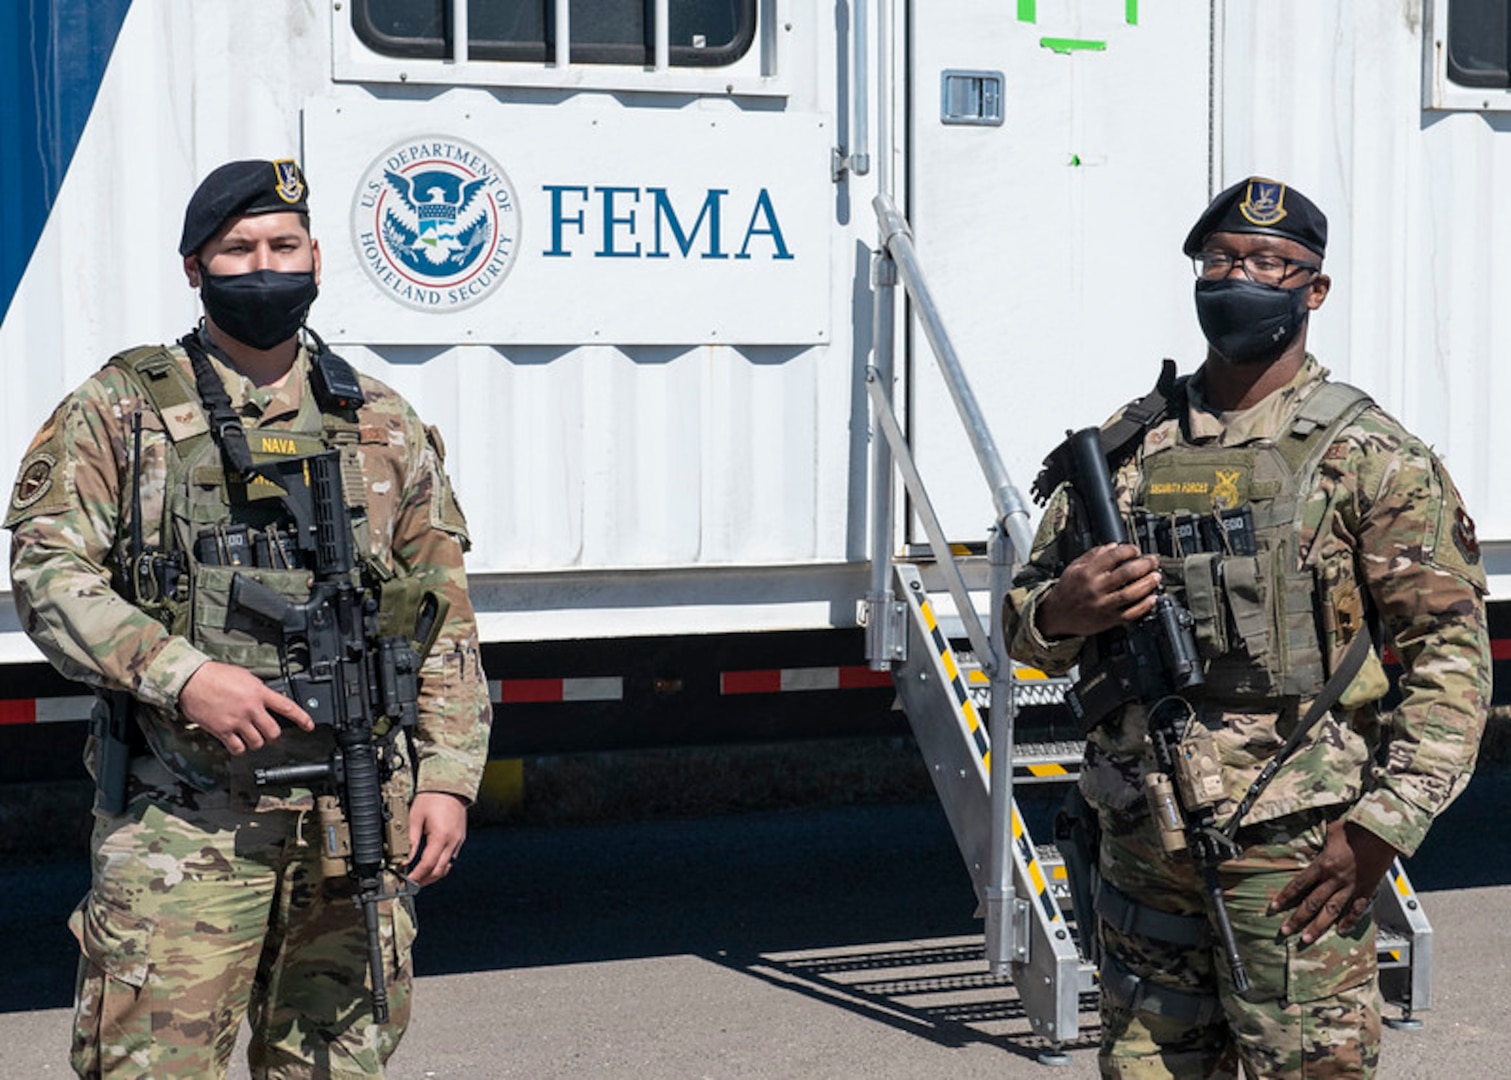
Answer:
[
  {"left": 1193, "top": 278, "right": 1311, "bottom": 365},
  {"left": 199, "top": 266, "right": 318, "bottom": 351}
]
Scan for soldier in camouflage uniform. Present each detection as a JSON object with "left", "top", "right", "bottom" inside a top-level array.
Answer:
[
  {"left": 1005, "top": 178, "right": 1489, "bottom": 1078},
  {"left": 6, "top": 160, "right": 492, "bottom": 1078}
]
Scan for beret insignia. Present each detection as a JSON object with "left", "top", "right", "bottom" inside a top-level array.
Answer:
[
  {"left": 273, "top": 159, "right": 305, "bottom": 204},
  {"left": 1238, "top": 180, "right": 1288, "bottom": 227}
]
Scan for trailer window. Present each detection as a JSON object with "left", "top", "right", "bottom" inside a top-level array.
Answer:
[
  {"left": 353, "top": 0, "right": 756, "bottom": 68},
  {"left": 1446, "top": 0, "right": 1510, "bottom": 87}
]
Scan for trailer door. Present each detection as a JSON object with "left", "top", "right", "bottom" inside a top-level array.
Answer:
[{"left": 904, "top": 2, "right": 1212, "bottom": 543}]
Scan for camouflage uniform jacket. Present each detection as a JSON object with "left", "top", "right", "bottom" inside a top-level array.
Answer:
[
  {"left": 6, "top": 336, "right": 492, "bottom": 808},
  {"left": 1005, "top": 356, "right": 1489, "bottom": 857}
]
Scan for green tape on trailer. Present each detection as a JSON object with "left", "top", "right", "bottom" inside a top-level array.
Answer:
[
  {"left": 1041, "top": 37, "right": 1108, "bottom": 55},
  {"left": 1020, "top": 2, "right": 1134, "bottom": 28}
]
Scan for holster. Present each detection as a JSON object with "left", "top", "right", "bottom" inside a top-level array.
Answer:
[
  {"left": 90, "top": 690, "right": 141, "bottom": 815},
  {"left": 1053, "top": 786, "right": 1103, "bottom": 967}
]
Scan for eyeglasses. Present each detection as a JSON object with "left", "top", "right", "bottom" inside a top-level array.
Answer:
[{"left": 1193, "top": 251, "right": 1321, "bottom": 287}]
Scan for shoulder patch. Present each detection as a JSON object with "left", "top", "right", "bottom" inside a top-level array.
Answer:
[
  {"left": 1425, "top": 463, "right": 1488, "bottom": 591},
  {"left": 12, "top": 453, "right": 57, "bottom": 511},
  {"left": 1453, "top": 506, "right": 1481, "bottom": 565},
  {"left": 5, "top": 413, "right": 72, "bottom": 527}
]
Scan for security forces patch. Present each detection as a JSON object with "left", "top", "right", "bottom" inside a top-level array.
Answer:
[
  {"left": 273, "top": 159, "right": 305, "bottom": 204},
  {"left": 1239, "top": 180, "right": 1288, "bottom": 227}
]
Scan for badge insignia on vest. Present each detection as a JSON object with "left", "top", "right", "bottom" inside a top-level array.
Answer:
[
  {"left": 273, "top": 159, "right": 305, "bottom": 204},
  {"left": 1239, "top": 181, "right": 1287, "bottom": 227},
  {"left": 1212, "top": 469, "right": 1242, "bottom": 510}
]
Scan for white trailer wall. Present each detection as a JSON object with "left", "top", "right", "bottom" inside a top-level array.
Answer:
[
  {"left": 1216, "top": 0, "right": 1511, "bottom": 595},
  {"left": 0, "top": 1, "right": 885, "bottom": 656},
  {"left": 905, "top": 0, "right": 1511, "bottom": 598},
  {"left": 0, "top": 2, "right": 332, "bottom": 661},
  {"left": 7, "top": 1, "right": 1510, "bottom": 672},
  {"left": 904, "top": 2, "right": 1211, "bottom": 544}
]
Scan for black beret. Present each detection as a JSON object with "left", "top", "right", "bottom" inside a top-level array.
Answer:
[
  {"left": 1182, "top": 177, "right": 1327, "bottom": 259},
  {"left": 178, "top": 159, "right": 310, "bottom": 257}
]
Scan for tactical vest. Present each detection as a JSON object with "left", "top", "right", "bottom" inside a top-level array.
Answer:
[
  {"left": 1133, "top": 380, "right": 1374, "bottom": 704},
  {"left": 109, "top": 343, "right": 373, "bottom": 679}
]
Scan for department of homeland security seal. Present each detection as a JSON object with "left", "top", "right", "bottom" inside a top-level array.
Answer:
[{"left": 352, "top": 136, "right": 520, "bottom": 312}]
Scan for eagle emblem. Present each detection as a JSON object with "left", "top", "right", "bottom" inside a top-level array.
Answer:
[
  {"left": 1239, "top": 180, "right": 1287, "bottom": 227},
  {"left": 380, "top": 168, "right": 494, "bottom": 277},
  {"left": 352, "top": 136, "right": 519, "bottom": 312},
  {"left": 273, "top": 159, "right": 305, "bottom": 204}
]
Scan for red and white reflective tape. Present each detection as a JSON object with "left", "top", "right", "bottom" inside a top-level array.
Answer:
[
  {"left": 0, "top": 696, "right": 95, "bottom": 725},
  {"left": 0, "top": 681, "right": 627, "bottom": 724},
  {"left": 5, "top": 638, "right": 1507, "bottom": 724},
  {"left": 720, "top": 665, "right": 894, "bottom": 695},
  {"left": 490, "top": 677, "right": 624, "bottom": 704}
]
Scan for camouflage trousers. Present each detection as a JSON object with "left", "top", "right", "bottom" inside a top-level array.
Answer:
[
  {"left": 68, "top": 764, "right": 416, "bottom": 1079},
  {"left": 1096, "top": 805, "right": 1380, "bottom": 1079}
]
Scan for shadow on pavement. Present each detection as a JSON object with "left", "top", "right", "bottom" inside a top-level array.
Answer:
[{"left": 4, "top": 765, "right": 1506, "bottom": 1024}]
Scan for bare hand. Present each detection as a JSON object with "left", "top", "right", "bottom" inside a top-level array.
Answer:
[
  {"left": 178, "top": 660, "right": 315, "bottom": 755},
  {"left": 1269, "top": 820, "right": 1398, "bottom": 944},
  {"left": 1036, "top": 543, "right": 1162, "bottom": 639},
  {"left": 407, "top": 791, "right": 469, "bottom": 887}
]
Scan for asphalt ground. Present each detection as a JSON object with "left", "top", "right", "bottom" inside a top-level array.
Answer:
[{"left": 2, "top": 762, "right": 1508, "bottom": 1078}]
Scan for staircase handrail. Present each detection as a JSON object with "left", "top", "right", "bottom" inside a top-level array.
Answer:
[
  {"left": 872, "top": 194, "right": 1037, "bottom": 563},
  {"left": 867, "top": 193, "right": 1041, "bottom": 977}
]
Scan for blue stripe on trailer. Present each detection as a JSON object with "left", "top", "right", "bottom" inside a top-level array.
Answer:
[{"left": 0, "top": 0, "right": 133, "bottom": 323}]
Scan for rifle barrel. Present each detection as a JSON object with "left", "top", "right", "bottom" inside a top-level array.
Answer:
[
  {"left": 1204, "top": 863, "right": 1252, "bottom": 995},
  {"left": 1068, "top": 427, "right": 1129, "bottom": 546}
]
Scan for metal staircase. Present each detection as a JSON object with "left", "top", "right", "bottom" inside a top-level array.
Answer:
[
  {"left": 861, "top": 193, "right": 1435, "bottom": 1059},
  {"left": 887, "top": 559, "right": 1093, "bottom": 1046}
]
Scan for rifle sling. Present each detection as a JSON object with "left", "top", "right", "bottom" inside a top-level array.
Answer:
[
  {"left": 179, "top": 330, "right": 258, "bottom": 482},
  {"left": 1032, "top": 358, "right": 1184, "bottom": 504},
  {"left": 1221, "top": 625, "right": 1378, "bottom": 839}
]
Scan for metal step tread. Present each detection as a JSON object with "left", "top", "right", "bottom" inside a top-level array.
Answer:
[
  {"left": 955, "top": 656, "right": 1072, "bottom": 709},
  {"left": 1011, "top": 740, "right": 1086, "bottom": 767},
  {"left": 1376, "top": 928, "right": 1414, "bottom": 968}
]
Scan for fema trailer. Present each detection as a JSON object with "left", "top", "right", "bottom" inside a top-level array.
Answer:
[{"left": 3, "top": 0, "right": 1509, "bottom": 1053}]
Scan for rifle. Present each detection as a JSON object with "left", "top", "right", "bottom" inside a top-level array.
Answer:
[
  {"left": 1059, "top": 426, "right": 1252, "bottom": 996},
  {"left": 228, "top": 449, "right": 438, "bottom": 1023}
]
